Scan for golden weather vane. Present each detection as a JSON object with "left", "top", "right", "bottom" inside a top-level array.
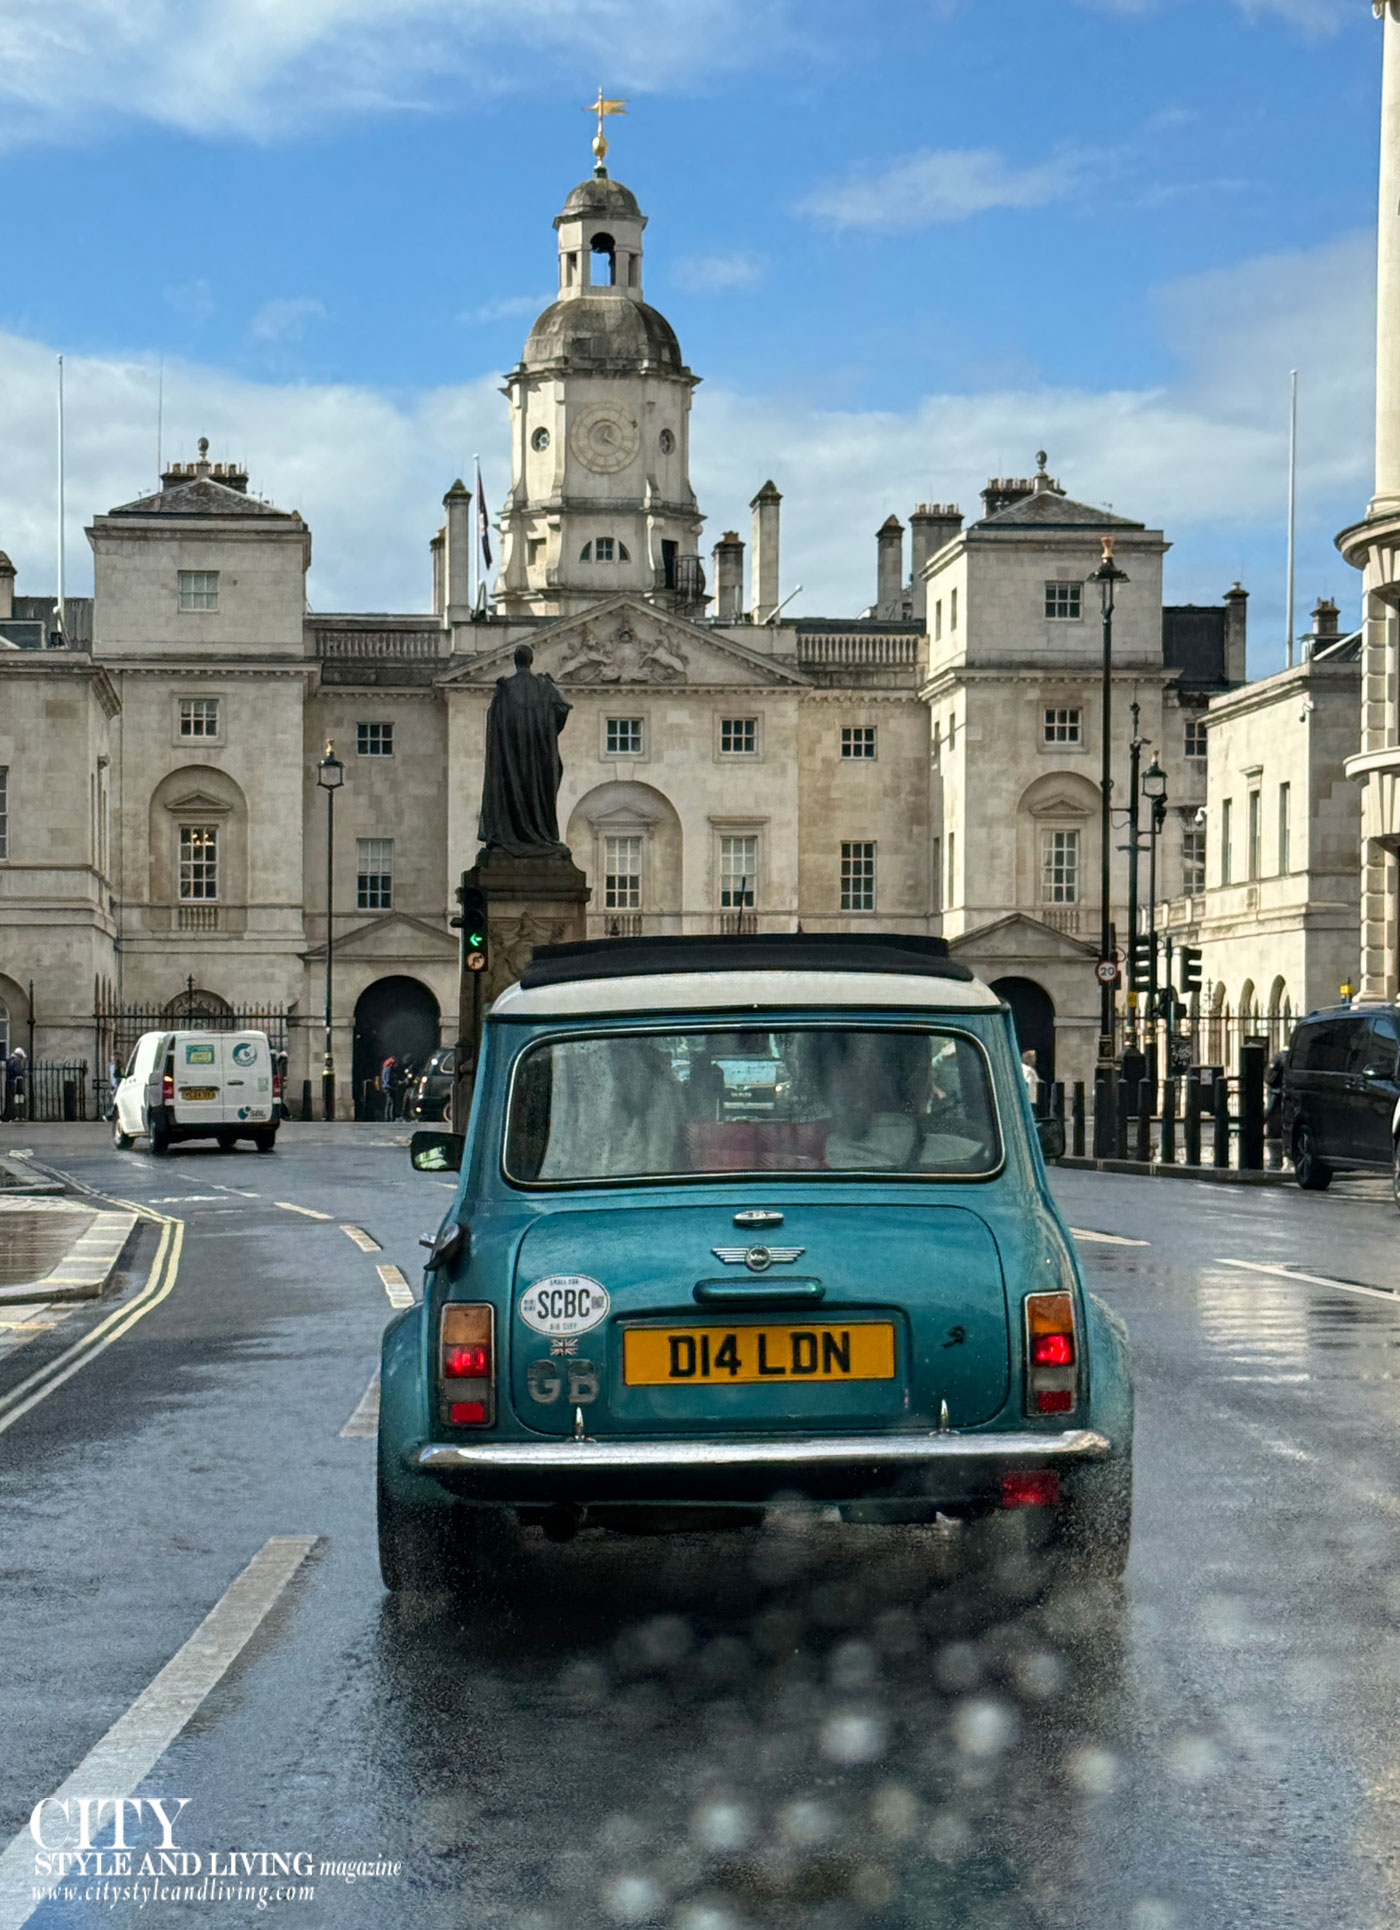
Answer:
[{"left": 586, "top": 86, "right": 627, "bottom": 172}]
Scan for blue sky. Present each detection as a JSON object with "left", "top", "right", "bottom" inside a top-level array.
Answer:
[{"left": 0, "top": 0, "right": 1383, "bottom": 669}]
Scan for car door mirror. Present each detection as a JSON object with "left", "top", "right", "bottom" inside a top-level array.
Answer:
[
  {"left": 1363, "top": 1061, "right": 1398, "bottom": 1084},
  {"left": 410, "top": 1130, "right": 464, "bottom": 1173},
  {"left": 1036, "top": 1116, "right": 1066, "bottom": 1162}
]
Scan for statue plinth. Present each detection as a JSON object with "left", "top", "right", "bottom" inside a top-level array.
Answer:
[{"left": 467, "top": 849, "right": 590, "bottom": 1001}]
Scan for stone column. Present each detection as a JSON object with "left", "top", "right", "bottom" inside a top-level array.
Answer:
[
  {"left": 467, "top": 852, "right": 591, "bottom": 1006},
  {"left": 750, "top": 481, "right": 781, "bottom": 625}
]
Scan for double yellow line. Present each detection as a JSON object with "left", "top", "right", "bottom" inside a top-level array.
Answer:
[{"left": 0, "top": 1199, "right": 184, "bottom": 1439}]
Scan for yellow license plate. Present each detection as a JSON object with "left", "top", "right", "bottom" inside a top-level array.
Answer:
[
  {"left": 623, "top": 1321, "right": 896, "bottom": 1386},
  {"left": 179, "top": 1086, "right": 218, "bottom": 1101}
]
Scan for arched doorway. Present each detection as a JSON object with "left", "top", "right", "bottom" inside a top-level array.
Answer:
[
  {"left": 991, "top": 977, "right": 1056, "bottom": 1086},
  {"left": 352, "top": 977, "right": 441, "bottom": 1120}
]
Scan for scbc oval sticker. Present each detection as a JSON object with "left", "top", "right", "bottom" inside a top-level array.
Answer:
[{"left": 518, "top": 1275, "right": 610, "bottom": 1338}]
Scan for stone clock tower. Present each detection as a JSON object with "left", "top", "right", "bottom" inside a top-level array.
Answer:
[{"left": 493, "top": 160, "right": 706, "bottom": 619}]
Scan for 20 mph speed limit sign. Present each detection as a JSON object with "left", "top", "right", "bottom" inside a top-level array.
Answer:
[{"left": 1095, "top": 958, "right": 1120, "bottom": 986}]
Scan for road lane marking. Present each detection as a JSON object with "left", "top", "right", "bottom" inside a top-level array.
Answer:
[
  {"left": 377, "top": 1263, "right": 415, "bottom": 1308},
  {"left": 0, "top": 1213, "right": 183, "bottom": 1437},
  {"left": 341, "top": 1224, "right": 382, "bottom": 1252},
  {"left": 1217, "top": 1257, "right": 1398, "bottom": 1303},
  {"left": 0, "top": 1535, "right": 317, "bottom": 1930},
  {"left": 1071, "top": 1227, "right": 1150, "bottom": 1247},
  {"left": 341, "top": 1369, "right": 381, "bottom": 1437},
  {"left": 207, "top": 1182, "right": 260, "bottom": 1198},
  {"left": 274, "top": 1201, "right": 332, "bottom": 1220}
]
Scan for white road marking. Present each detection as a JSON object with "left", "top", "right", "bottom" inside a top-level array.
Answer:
[
  {"left": 0, "top": 1535, "right": 317, "bottom": 1930},
  {"left": 1217, "top": 1257, "right": 1398, "bottom": 1303},
  {"left": 1070, "top": 1227, "right": 1150, "bottom": 1247},
  {"left": 340, "top": 1223, "right": 382, "bottom": 1252},
  {"left": 341, "top": 1369, "right": 381, "bottom": 1437},
  {"left": 0, "top": 1213, "right": 184, "bottom": 1437},
  {"left": 274, "top": 1201, "right": 332, "bottom": 1221},
  {"left": 207, "top": 1182, "right": 260, "bottom": 1198},
  {"left": 377, "top": 1263, "right": 415, "bottom": 1308},
  {"left": 146, "top": 1195, "right": 227, "bottom": 1204}
]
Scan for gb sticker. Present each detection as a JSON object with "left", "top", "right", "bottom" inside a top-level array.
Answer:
[{"left": 518, "top": 1274, "right": 610, "bottom": 1338}]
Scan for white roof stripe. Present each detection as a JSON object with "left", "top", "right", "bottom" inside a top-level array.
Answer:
[{"left": 491, "top": 969, "right": 1002, "bottom": 1020}]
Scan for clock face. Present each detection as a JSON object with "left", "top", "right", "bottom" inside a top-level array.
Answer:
[{"left": 569, "top": 403, "right": 641, "bottom": 475}]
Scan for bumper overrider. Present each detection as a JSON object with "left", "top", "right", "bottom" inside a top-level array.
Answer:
[{"left": 408, "top": 1428, "right": 1112, "bottom": 1506}]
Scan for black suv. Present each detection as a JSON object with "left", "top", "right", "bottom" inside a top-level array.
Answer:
[
  {"left": 1282, "top": 1004, "right": 1400, "bottom": 1199},
  {"left": 406, "top": 1046, "right": 456, "bottom": 1123}
]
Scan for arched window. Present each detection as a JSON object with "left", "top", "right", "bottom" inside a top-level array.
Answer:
[
  {"left": 580, "top": 538, "right": 630, "bottom": 564},
  {"left": 591, "top": 232, "right": 617, "bottom": 285}
]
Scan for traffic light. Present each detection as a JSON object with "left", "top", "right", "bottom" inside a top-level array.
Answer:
[
  {"left": 1179, "top": 945, "right": 1203, "bottom": 994},
  {"left": 1128, "top": 933, "right": 1154, "bottom": 994},
  {"left": 451, "top": 875, "right": 489, "bottom": 975}
]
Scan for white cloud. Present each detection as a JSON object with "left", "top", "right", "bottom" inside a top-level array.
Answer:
[
  {"left": 0, "top": 0, "right": 788, "bottom": 146},
  {"left": 671, "top": 252, "right": 765, "bottom": 293},
  {"left": 249, "top": 296, "right": 327, "bottom": 343},
  {"left": 0, "top": 231, "right": 1373, "bottom": 664},
  {"left": 461, "top": 293, "right": 553, "bottom": 325},
  {"left": 796, "top": 147, "right": 1087, "bottom": 232}
]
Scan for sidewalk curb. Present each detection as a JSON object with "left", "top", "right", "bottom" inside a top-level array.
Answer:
[
  {"left": 0, "top": 1152, "right": 65, "bottom": 1196},
  {"left": 1057, "top": 1155, "right": 1292, "bottom": 1187},
  {"left": 0, "top": 1206, "right": 139, "bottom": 1303}
]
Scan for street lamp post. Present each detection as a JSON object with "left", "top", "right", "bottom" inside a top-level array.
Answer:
[
  {"left": 1141, "top": 756, "right": 1168, "bottom": 1081},
  {"left": 317, "top": 742, "right": 345, "bottom": 1121},
  {"left": 1125, "top": 703, "right": 1145, "bottom": 1042},
  {"left": 1089, "top": 537, "right": 1129, "bottom": 1152}
]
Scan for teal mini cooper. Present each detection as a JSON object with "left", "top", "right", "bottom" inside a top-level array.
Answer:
[{"left": 378, "top": 934, "right": 1133, "bottom": 1591}]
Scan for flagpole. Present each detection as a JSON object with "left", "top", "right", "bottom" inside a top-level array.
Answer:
[
  {"left": 473, "top": 452, "right": 482, "bottom": 613},
  {"left": 1285, "top": 369, "right": 1298, "bottom": 668},
  {"left": 56, "top": 355, "right": 66, "bottom": 639},
  {"left": 466, "top": 456, "right": 476, "bottom": 613}
]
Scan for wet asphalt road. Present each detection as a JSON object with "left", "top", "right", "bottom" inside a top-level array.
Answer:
[{"left": 3, "top": 1125, "right": 1400, "bottom": 1930}]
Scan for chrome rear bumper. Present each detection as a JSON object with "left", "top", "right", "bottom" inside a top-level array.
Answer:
[{"left": 413, "top": 1428, "right": 1110, "bottom": 1482}]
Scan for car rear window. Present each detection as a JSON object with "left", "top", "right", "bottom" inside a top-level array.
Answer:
[{"left": 504, "top": 1026, "right": 1001, "bottom": 1184}]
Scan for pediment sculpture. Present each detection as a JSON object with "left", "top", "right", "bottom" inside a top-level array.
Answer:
[{"left": 555, "top": 620, "right": 689, "bottom": 685}]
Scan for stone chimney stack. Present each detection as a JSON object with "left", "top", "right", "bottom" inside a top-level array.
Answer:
[
  {"left": 875, "top": 516, "right": 905, "bottom": 619},
  {"left": 1224, "top": 582, "right": 1249, "bottom": 685},
  {"left": 0, "top": 551, "right": 14, "bottom": 622},
  {"left": 712, "top": 530, "right": 745, "bottom": 623},
  {"left": 750, "top": 481, "right": 781, "bottom": 624},
  {"left": 1303, "top": 596, "right": 1341, "bottom": 656},
  {"left": 1375, "top": 2, "right": 1400, "bottom": 515},
  {"left": 444, "top": 479, "right": 472, "bottom": 624},
  {"left": 430, "top": 527, "right": 446, "bottom": 618},
  {"left": 908, "top": 504, "right": 963, "bottom": 622}
]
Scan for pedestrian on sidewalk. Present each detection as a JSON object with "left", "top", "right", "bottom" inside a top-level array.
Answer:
[
  {"left": 4, "top": 1046, "right": 28, "bottom": 1122},
  {"left": 380, "top": 1054, "right": 398, "bottom": 1122},
  {"left": 1020, "top": 1048, "right": 1040, "bottom": 1109}
]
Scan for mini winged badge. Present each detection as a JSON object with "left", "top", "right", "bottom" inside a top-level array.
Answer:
[{"left": 711, "top": 1245, "right": 806, "bottom": 1273}]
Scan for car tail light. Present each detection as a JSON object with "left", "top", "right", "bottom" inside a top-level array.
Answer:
[
  {"left": 272, "top": 1066, "right": 283, "bottom": 1101},
  {"left": 1024, "top": 1290, "right": 1078, "bottom": 1419},
  {"left": 1001, "top": 1469, "right": 1061, "bottom": 1509},
  {"left": 161, "top": 1069, "right": 174, "bottom": 1104},
  {"left": 440, "top": 1304, "right": 494, "bottom": 1426}
]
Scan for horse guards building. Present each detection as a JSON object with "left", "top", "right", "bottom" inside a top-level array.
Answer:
[{"left": 6, "top": 19, "right": 1400, "bottom": 1114}]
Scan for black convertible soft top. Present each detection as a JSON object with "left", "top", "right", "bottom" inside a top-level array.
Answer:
[{"left": 518, "top": 931, "right": 974, "bottom": 990}]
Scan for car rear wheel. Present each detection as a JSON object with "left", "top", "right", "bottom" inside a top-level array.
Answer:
[
  {"left": 148, "top": 1114, "right": 171, "bottom": 1157},
  {"left": 1293, "top": 1123, "right": 1332, "bottom": 1191},
  {"left": 113, "top": 1119, "right": 134, "bottom": 1150},
  {"left": 215, "top": 1133, "right": 236, "bottom": 1153},
  {"left": 253, "top": 1129, "right": 277, "bottom": 1154}
]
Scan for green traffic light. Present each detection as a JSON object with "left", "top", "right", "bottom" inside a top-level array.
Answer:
[{"left": 469, "top": 929, "right": 486, "bottom": 948}]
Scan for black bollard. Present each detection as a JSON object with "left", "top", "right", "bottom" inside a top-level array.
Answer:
[
  {"left": 1072, "top": 1082, "right": 1086, "bottom": 1158},
  {"left": 1050, "top": 1081, "right": 1066, "bottom": 1125},
  {"left": 1116, "top": 1078, "right": 1132, "bottom": 1160},
  {"left": 1239, "top": 1040, "right": 1266, "bottom": 1172},
  {"left": 1184, "top": 1070, "right": 1201, "bottom": 1166},
  {"left": 1212, "top": 1074, "right": 1231, "bottom": 1167},
  {"left": 300, "top": 1078, "right": 313, "bottom": 1123},
  {"left": 1161, "top": 1076, "right": 1177, "bottom": 1165},
  {"left": 1135, "top": 1079, "right": 1153, "bottom": 1164},
  {"left": 1093, "top": 1070, "right": 1115, "bottom": 1158}
]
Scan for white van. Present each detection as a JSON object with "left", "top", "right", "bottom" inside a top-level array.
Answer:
[{"left": 113, "top": 1030, "right": 280, "bottom": 1155}]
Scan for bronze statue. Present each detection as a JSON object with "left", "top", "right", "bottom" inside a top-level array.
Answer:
[{"left": 477, "top": 645, "right": 572, "bottom": 858}]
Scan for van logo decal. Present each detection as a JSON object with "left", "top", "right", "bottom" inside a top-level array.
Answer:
[
  {"left": 518, "top": 1275, "right": 610, "bottom": 1338},
  {"left": 712, "top": 1246, "right": 806, "bottom": 1273},
  {"left": 184, "top": 1044, "right": 215, "bottom": 1065},
  {"left": 231, "top": 1042, "right": 257, "bottom": 1067}
]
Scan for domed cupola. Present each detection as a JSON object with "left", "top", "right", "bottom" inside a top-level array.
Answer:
[{"left": 493, "top": 104, "right": 705, "bottom": 621}]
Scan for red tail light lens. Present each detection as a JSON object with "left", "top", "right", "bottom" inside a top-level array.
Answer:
[
  {"left": 161, "top": 1071, "right": 174, "bottom": 1104},
  {"left": 1024, "top": 1291, "right": 1078, "bottom": 1419},
  {"left": 444, "top": 1342, "right": 490, "bottom": 1378},
  {"left": 1001, "top": 1469, "right": 1061, "bottom": 1509},
  {"left": 440, "top": 1304, "right": 495, "bottom": 1427},
  {"left": 272, "top": 1068, "right": 283, "bottom": 1099}
]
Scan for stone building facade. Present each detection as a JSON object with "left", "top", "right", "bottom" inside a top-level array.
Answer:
[{"left": 0, "top": 157, "right": 1254, "bottom": 1109}]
